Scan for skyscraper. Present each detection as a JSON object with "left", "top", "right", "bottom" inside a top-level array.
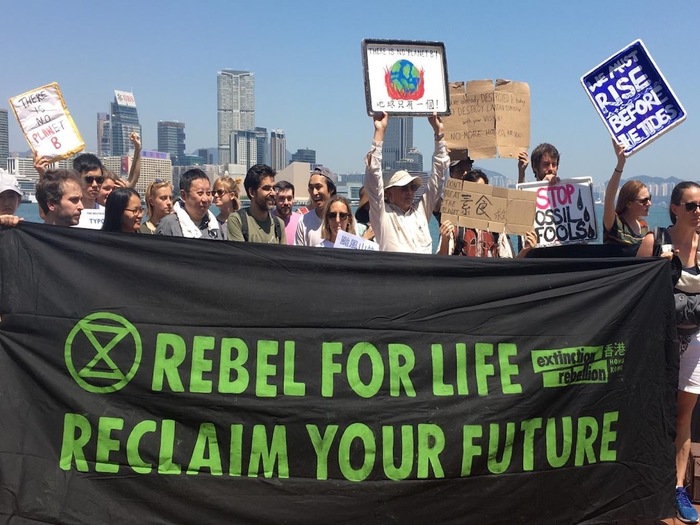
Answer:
[
  {"left": 230, "top": 130, "right": 258, "bottom": 170},
  {"left": 270, "top": 130, "right": 286, "bottom": 171},
  {"left": 217, "top": 70, "right": 255, "bottom": 166},
  {"left": 0, "top": 109, "right": 8, "bottom": 169},
  {"left": 254, "top": 127, "right": 268, "bottom": 166},
  {"left": 383, "top": 117, "right": 414, "bottom": 171},
  {"left": 158, "top": 121, "right": 186, "bottom": 165},
  {"left": 97, "top": 112, "right": 111, "bottom": 157},
  {"left": 291, "top": 148, "right": 316, "bottom": 164},
  {"left": 110, "top": 90, "right": 142, "bottom": 157}
]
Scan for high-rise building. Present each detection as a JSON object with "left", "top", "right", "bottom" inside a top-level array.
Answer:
[
  {"left": 405, "top": 147, "right": 423, "bottom": 172},
  {"left": 110, "top": 90, "right": 142, "bottom": 157},
  {"left": 230, "top": 130, "right": 258, "bottom": 170},
  {"left": 0, "top": 109, "right": 8, "bottom": 169},
  {"left": 158, "top": 121, "right": 186, "bottom": 165},
  {"left": 217, "top": 70, "right": 255, "bottom": 166},
  {"left": 254, "top": 127, "right": 268, "bottom": 166},
  {"left": 270, "top": 129, "right": 286, "bottom": 171},
  {"left": 97, "top": 112, "right": 111, "bottom": 157},
  {"left": 291, "top": 148, "right": 316, "bottom": 164},
  {"left": 102, "top": 150, "right": 172, "bottom": 197},
  {"left": 383, "top": 117, "right": 413, "bottom": 171}
]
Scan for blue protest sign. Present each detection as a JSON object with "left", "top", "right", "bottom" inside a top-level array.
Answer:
[{"left": 581, "top": 40, "right": 686, "bottom": 156}]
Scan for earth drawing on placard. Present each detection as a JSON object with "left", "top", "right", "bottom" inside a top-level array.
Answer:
[{"left": 385, "top": 59, "right": 425, "bottom": 100}]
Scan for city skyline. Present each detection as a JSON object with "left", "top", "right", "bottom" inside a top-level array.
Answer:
[{"left": 1, "top": 1, "right": 699, "bottom": 184}]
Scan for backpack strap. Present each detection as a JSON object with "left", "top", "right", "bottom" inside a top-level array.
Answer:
[
  {"left": 273, "top": 215, "right": 282, "bottom": 243},
  {"left": 236, "top": 208, "right": 249, "bottom": 242}
]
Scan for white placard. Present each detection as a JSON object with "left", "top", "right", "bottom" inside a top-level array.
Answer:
[
  {"left": 334, "top": 230, "right": 379, "bottom": 251},
  {"left": 9, "top": 82, "right": 85, "bottom": 160}
]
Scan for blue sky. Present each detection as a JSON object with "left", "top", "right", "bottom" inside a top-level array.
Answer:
[{"left": 3, "top": 0, "right": 698, "bottom": 184}]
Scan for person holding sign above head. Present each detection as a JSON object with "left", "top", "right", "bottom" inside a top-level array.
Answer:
[
  {"left": 365, "top": 112, "right": 449, "bottom": 253},
  {"left": 517, "top": 143, "right": 560, "bottom": 184},
  {"left": 101, "top": 188, "right": 143, "bottom": 234},
  {"left": 35, "top": 170, "right": 84, "bottom": 227},
  {"left": 602, "top": 139, "right": 652, "bottom": 253},
  {"left": 0, "top": 171, "right": 23, "bottom": 228},
  {"left": 317, "top": 195, "right": 356, "bottom": 248}
]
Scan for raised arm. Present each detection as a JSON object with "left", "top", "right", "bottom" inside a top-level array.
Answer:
[
  {"left": 603, "top": 138, "right": 627, "bottom": 232},
  {"left": 517, "top": 151, "right": 529, "bottom": 184},
  {"left": 126, "top": 132, "right": 142, "bottom": 189},
  {"left": 33, "top": 150, "right": 52, "bottom": 181}
]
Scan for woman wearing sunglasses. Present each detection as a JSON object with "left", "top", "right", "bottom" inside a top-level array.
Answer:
[
  {"left": 318, "top": 195, "right": 356, "bottom": 248},
  {"left": 659, "top": 181, "right": 700, "bottom": 524},
  {"left": 102, "top": 188, "right": 143, "bottom": 233},
  {"left": 212, "top": 176, "right": 241, "bottom": 239},
  {"left": 603, "top": 139, "right": 652, "bottom": 249}
]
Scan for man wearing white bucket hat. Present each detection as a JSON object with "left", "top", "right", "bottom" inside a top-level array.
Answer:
[
  {"left": 0, "top": 170, "right": 23, "bottom": 228},
  {"left": 364, "top": 112, "right": 449, "bottom": 253}
]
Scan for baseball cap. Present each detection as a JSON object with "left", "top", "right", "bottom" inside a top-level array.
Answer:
[{"left": 0, "top": 171, "right": 22, "bottom": 197}]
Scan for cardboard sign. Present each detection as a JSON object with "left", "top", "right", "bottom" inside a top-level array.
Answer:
[
  {"left": 443, "top": 79, "right": 530, "bottom": 159},
  {"left": 517, "top": 178, "right": 597, "bottom": 247},
  {"left": 9, "top": 82, "right": 85, "bottom": 160},
  {"left": 581, "top": 40, "right": 686, "bottom": 156},
  {"left": 334, "top": 230, "right": 379, "bottom": 251},
  {"left": 362, "top": 39, "right": 450, "bottom": 116},
  {"left": 440, "top": 179, "right": 537, "bottom": 235}
]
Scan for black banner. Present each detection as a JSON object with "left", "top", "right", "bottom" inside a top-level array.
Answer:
[{"left": 0, "top": 223, "right": 678, "bottom": 524}]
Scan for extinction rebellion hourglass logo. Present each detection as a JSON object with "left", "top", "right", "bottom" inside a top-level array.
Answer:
[{"left": 64, "top": 312, "right": 142, "bottom": 393}]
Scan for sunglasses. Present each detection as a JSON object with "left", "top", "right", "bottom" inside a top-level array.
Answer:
[
  {"left": 328, "top": 212, "right": 349, "bottom": 220},
  {"left": 212, "top": 189, "right": 231, "bottom": 197},
  {"left": 84, "top": 176, "right": 105, "bottom": 184},
  {"left": 634, "top": 196, "right": 652, "bottom": 205},
  {"left": 682, "top": 201, "right": 700, "bottom": 212},
  {"left": 400, "top": 184, "right": 420, "bottom": 193}
]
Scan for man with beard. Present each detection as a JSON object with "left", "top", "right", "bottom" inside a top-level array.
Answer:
[
  {"left": 295, "top": 167, "right": 337, "bottom": 246},
  {"left": 271, "top": 180, "right": 300, "bottom": 245},
  {"left": 228, "top": 164, "right": 285, "bottom": 244},
  {"left": 517, "top": 143, "right": 560, "bottom": 184},
  {"left": 0, "top": 171, "right": 23, "bottom": 227},
  {"left": 36, "top": 170, "right": 84, "bottom": 227}
]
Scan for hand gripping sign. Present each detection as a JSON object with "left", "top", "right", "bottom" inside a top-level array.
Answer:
[
  {"left": 580, "top": 40, "right": 686, "bottom": 156},
  {"left": 9, "top": 82, "right": 85, "bottom": 160}
]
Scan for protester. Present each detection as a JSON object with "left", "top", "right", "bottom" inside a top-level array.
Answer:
[
  {"left": 0, "top": 171, "right": 23, "bottom": 228},
  {"left": 436, "top": 169, "right": 537, "bottom": 258},
  {"left": 354, "top": 186, "right": 375, "bottom": 241},
  {"left": 295, "top": 167, "right": 337, "bottom": 246},
  {"left": 603, "top": 139, "right": 652, "bottom": 250},
  {"left": 102, "top": 188, "right": 143, "bottom": 233},
  {"left": 318, "top": 195, "right": 356, "bottom": 248},
  {"left": 212, "top": 175, "right": 241, "bottom": 239},
  {"left": 433, "top": 151, "right": 474, "bottom": 224},
  {"left": 228, "top": 164, "right": 285, "bottom": 244},
  {"left": 141, "top": 179, "right": 174, "bottom": 234},
  {"left": 517, "top": 143, "right": 560, "bottom": 184},
  {"left": 272, "top": 180, "right": 300, "bottom": 245},
  {"left": 365, "top": 112, "right": 448, "bottom": 253},
  {"left": 660, "top": 181, "right": 700, "bottom": 524},
  {"left": 156, "top": 169, "right": 223, "bottom": 240},
  {"left": 36, "top": 170, "right": 84, "bottom": 227}
]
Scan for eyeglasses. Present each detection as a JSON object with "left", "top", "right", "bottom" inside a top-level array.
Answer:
[
  {"left": 634, "top": 196, "right": 652, "bottom": 205},
  {"left": 84, "top": 176, "right": 105, "bottom": 184},
  {"left": 682, "top": 202, "right": 700, "bottom": 212},
  {"left": 328, "top": 212, "right": 349, "bottom": 220},
  {"left": 400, "top": 184, "right": 420, "bottom": 193},
  {"left": 125, "top": 207, "right": 144, "bottom": 215}
]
